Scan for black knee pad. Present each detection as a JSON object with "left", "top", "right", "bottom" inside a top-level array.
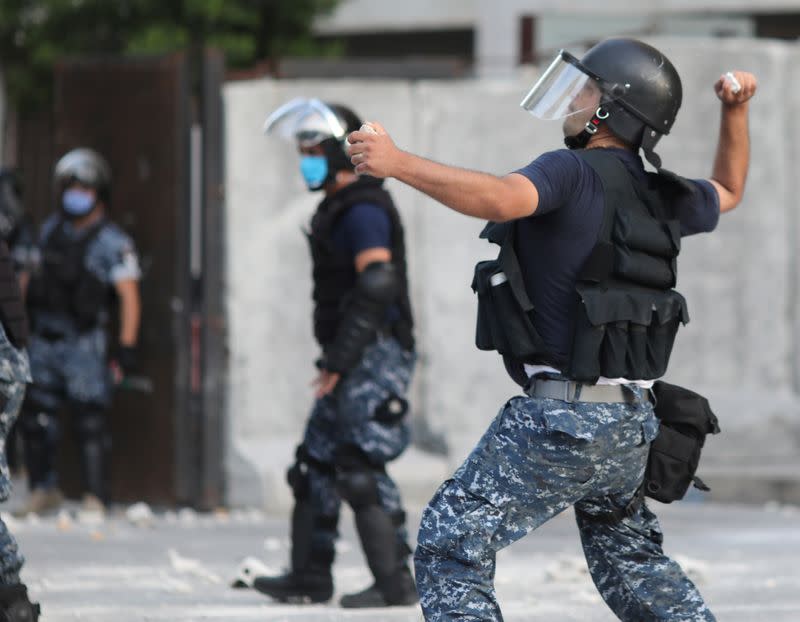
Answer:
[
  {"left": 287, "top": 445, "right": 311, "bottom": 501},
  {"left": 18, "top": 408, "right": 57, "bottom": 439},
  {"left": 334, "top": 445, "right": 383, "bottom": 509}
]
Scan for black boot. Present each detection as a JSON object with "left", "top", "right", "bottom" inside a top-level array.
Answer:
[
  {"left": 339, "top": 506, "right": 419, "bottom": 608},
  {"left": 253, "top": 500, "right": 335, "bottom": 604},
  {"left": 253, "top": 565, "right": 333, "bottom": 604},
  {"left": 0, "top": 583, "right": 41, "bottom": 621},
  {"left": 339, "top": 563, "right": 418, "bottom": 608}
]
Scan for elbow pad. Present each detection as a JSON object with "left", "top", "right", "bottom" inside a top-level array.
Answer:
[{"left": 324, "top": 262, "right": 399, "bottom": 374}]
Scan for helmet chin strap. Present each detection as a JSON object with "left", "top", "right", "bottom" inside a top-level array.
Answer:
[{"left": 564, "top": 106, "right": 610, "bottom": 150}]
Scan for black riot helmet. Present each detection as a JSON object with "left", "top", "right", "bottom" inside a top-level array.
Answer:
[
  {"left": 264, "top": 98, "right": 362, "bottom": 190},
  {"left": 53, "top": 147, "right": 112, "bottom": 202},
  {"left": 521, "top": 38, "right": 682, "bottom": 168}
]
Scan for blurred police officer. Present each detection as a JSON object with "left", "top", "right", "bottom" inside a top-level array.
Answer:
[
  {"left": 17, "top": 148, "right": 141, "bottom": 517},
  {"left": 252, "top": 99, "right": 418, "bottom": 608},
  {"left": 348, "top": 38, "right": 757, "bottom": 620},
  {"left": 0, "top": 176, "right": 40, "bottom": 619}
]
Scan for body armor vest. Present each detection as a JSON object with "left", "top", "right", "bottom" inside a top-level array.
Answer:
[
  {"left": 473, "top": 149, "right": 690, "bottom": 382},
  {"left": 0, "top": 240, "right": 28, "bottom": 348},
  {"left": 27, "top": 218, "right": 109, "bottom": 332},
  {"left": 307, "top": 178, "right": 414, "bottom": 350}
]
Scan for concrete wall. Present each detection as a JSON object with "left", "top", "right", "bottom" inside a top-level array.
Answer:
[{"left": 224, "top": 37, "right": 800, "bottom": 509}]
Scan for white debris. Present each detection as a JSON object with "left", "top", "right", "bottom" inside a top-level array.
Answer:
[
  {"left": 230, "top": 556, "right": 275, "bottom": 588},
  {"left": 167, "top": 548, "right": 222, "bottom": 584},
  {"left": 125, "top": 502, "right": 155, "bottom": 528}
]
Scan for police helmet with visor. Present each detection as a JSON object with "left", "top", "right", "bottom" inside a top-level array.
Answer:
[
  {"left": 521, "top": 38, "right": 682, "bottom": 168},
  {"left": 264, "top": 98, "right": 361, "bottom": 190}
]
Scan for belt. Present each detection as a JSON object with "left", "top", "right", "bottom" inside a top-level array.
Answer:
[{"left": 525, "top": 377, "right": 648, "bottom": 404}]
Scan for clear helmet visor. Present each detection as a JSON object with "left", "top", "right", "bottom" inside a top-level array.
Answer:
[
  {"left": 520, "top": 51, "right": 622, "bottom": 121},
  {"left": 263, "top": 98, "right": 346, "bottom": 147}
]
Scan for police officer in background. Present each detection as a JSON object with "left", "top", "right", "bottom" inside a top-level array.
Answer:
[
  {"left": 348, "top": 39, "right": 757, "bottom": 620},
  {"left": 0, "top": 178, "right": 40, "bottom": 618},
  {"left": 251, "top": 100, "right": 418, "bottom": 608},
  {"left": 17, "top": 148, "right": 141, "bottom": 517}
]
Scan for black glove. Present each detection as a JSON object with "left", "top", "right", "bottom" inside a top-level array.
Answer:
[{"left": 112, "top": 344, "right": 138, "bottom": 376}]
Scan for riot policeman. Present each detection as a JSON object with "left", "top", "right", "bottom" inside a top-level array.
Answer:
[
  {"left": 0, "top": 176, "right": 40, "bottom": 618},
  {"left": 348, "top": 38, "right": 757, "bottom": 620},
  {"left": 250, "top": 99, "right": 418, "bottom": 608},
  {"left": 17, "top": 148, "right": 142, "bottom": 517}
]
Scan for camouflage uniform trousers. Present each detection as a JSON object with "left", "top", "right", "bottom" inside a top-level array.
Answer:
[
  {"left": 0, "top": 322, "right": 31, "bottom": 584},
  {"left": 26, "top": 329, "right": 112, "bottom": 411},
  {"left": 303, "top": 336, "right": 415, "bottom": 560},
  {"left": 415, "top": 390, "right": 716, "bottom": 621}
]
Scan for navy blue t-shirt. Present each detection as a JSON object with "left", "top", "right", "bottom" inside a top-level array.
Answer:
[
  {"left": 512, "top": 147, "right": 720, "bottom": 363},
  {"left": 330, "top": 201, "right": 400, "bottom": 323},
  {"left": 331, "top": 202, "right": 392, "bottom": 256}
]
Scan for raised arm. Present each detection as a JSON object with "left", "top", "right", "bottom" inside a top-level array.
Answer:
[
  {"left": 347, "top": 123, "right": 538, "bottom": 222},
  {"left": 708, "top": 71, "right": 758, "bottom": 213}
]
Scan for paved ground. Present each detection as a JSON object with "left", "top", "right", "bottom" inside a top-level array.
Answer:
[{"left": 4, "top": 499, "right": 799, "bottom": 621}]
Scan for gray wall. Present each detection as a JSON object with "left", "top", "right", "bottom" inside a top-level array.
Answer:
[{"left": 224, "top": 37, "right": 800, "bottom": 509}]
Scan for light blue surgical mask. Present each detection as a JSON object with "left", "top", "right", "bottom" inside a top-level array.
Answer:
[
  {"left": 300, "top": 156, "right": 328, "bottom": 190},
  {"left": 62, "top": 188, "right": 96, "bottom": 216}
]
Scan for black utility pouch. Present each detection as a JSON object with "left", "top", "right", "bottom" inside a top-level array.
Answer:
[
  {"left": 472, "top": 253, "right": 547, "bottom": 360},
  {"left": 645, "top": 381, "right": 721, "bottom": 503}
]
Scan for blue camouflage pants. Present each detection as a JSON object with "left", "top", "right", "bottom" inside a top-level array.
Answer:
[
  {"left": 26, "top": 330, "right": 112, "bottom": 411},
  {"left": 0, "top": 380, "right": 27, "bottom": 584},
  {"left": 415, "top": 390, "right": 715, "bottom": 621},
  {"left": 302, "top": 336, "right": 415, "bottom": 564}
]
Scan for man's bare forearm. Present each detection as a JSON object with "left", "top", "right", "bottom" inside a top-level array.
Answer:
[
  {"left": 116, "top": 280, "right": 141, "bottom": 346},
  {"left": 711, "top": 103, "right": 750, "bottom": 212},
  {"left": 392, "top": 151, "right": 512, "bottom": 221},
  {"left": 348, "top": 123, "right": 538, "bottom": 221}
]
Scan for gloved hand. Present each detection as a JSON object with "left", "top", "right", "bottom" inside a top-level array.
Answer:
[{"left": 110, "top": 344, "right": 138, "bottom": 381}]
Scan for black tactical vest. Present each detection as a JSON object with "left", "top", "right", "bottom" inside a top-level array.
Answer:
[
  {"left": 307, "top": 178, "right": 414, "bottom": 350},
  {"left": 0, "top": 240, "right": 28, "bottom": 348},
  {"left": 27, "top": 218, "right": 110, "bottom": 332},
  {"left": 474, "top": 149, "right": 690, "bottom": 383}
]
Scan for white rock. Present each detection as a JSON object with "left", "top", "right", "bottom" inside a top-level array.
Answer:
[{"left": 125, "top": 502, "right": 155, "bottom": 528}]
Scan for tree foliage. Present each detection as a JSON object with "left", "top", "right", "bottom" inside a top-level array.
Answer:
[{"left": 0, "top": 0, "right": 341, "bottom": 112}]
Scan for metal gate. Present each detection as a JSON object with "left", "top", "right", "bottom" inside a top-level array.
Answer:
[{"left": 22, "top": 50, "right": 227, "bottom": 508}]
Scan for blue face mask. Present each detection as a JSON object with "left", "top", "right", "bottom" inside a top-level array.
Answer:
[
  {"left": 62, "top": 188, "right": 96, "bottom": 216},
  {"left": 300, "top": 156, "right": 328, "bottom": 190}
]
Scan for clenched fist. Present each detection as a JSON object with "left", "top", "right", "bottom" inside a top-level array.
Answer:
[
  {"left": 714, "top": 71, "right": 757, "bottom": 106},
  {"left": 347, "top": 122, "right": 403, "bottom": 179}
]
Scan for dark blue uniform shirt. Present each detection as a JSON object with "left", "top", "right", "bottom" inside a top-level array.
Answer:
[
  {"left": 513, "top": 147, "right": 720, "bottom": 362},
  {"left": 331, "top": 202, "right": 392, "bottom": 257},
  {"left": 331, "top": 201, "right": 399, "bottom": 323}
]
